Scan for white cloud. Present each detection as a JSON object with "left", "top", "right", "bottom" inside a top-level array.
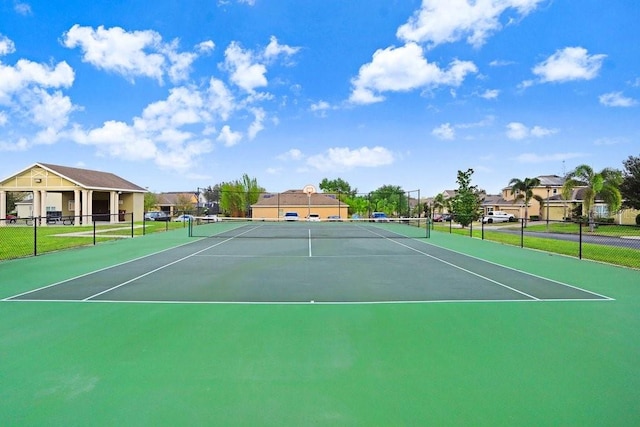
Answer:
[
  {"left": 349, "top": 43, "right": 477, "bottom": 104},
  {"left": 432, "top": 123, "right": 455, "bottom": 140},
  {"left": 310, "top": 100, "right": 334, "bottom": 117},
  {"left": 306, "top": 146, "right": 394, "bottom": 171},
  {"left": 206, "top": 78, "right": 235, "bottom": 121},
  {"left": 264, "top": 36, "right": 300, "bottom": 62},
  {"left": 593, "top": 137, "right": 625, "bottom": 146},
  {"left": 247, "top": 107, "right": 265, "bottom": 140},
  {"left": 217, "top": 125, "right": 242, "bottom": 147},
  {"left": 0, "top": 59, "right": 74, "bottom": 102},
  {"left": 480, "top": 89, "right": 499, "bottom": 99},
  {"left": 531, "top": 47, "right": 606, "bottom": 84},
  {"left": 506, "top": 122, "right": 557, "bottom": 140},
  {"left": 599, "top": 91, "right": 637, "bottom": 107},
  {"left": 277, "top": 148, "right": 304, "bottom": 161},
  {"left": 506, "top": 122, "right": 528, "bottom": 140},
  {"left": 13, "top": 2, "right": 32, "bottom": 15},
  {"left": 489, "top": 59, "right": 515, "bottom": 67},
  {"left": 223, "top": 41, "right": 268, "bottom": 92},
  {"left": 71, "top": 120, "right": 158, "bottom": 160},
  {"left": 63, "top": 25, "right": 166, "bottom": 83},
  {"left": 0, "top": 111, "right": 7, "bottom": 126},
  {"left": 0, "top": 34, "right": 16, "bottom": 56},
  {"left": 514, "top": 152, "right": 586, "bottom": 163},
  {"left": 0, "top": 46, "right": 76, "bottom": 149},
  {"left": 62, "top": 25, "right": 210, "bottom": 84},
  {"left": 196, "top": 40, "right": 215, "bottom": 54},
  {"left": 397, "top": 0, "right": 544, "bottom": 48}
]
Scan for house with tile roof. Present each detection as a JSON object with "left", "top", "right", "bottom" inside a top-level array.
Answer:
[
  {"left": 251, "top": 190, "right": 349, "bottom": 220},
  {"left": 0, "top": 163, "right": 147, "bottom": 225}
]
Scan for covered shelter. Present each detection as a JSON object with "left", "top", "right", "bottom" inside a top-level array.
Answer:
[{"left": 0, "top": 163, "right": 147, "bottom": 225}]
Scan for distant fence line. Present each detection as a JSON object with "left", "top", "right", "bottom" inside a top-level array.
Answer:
[{"left": 432, "top": 218, "right": 640, "bottom": 270}]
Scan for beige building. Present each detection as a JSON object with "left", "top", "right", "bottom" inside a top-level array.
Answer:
[
  {"left": 484, "top": 174, "right": 638, "bottom": 224},
  {"left": 251, "top": 190, "right": 348, "bottom": 220},
  {"left": 0, "top": 163, "right": 147, "bottom": 225}
]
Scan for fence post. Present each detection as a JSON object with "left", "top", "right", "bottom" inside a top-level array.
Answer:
[
  {"left": 579, "top": 221, "right": 583, "bottom": 259},
  {"left": 33, "top": 216, "right": 38, "bottom": 256},
  {"left": 520, "top": 218, "right": 524, "bottom": 248}
]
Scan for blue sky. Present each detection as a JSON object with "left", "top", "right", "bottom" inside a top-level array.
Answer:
[{"left": 0, "top": 0, "right": 638, "bottom": 196}]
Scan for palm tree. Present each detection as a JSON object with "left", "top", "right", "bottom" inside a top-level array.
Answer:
[
  {"left": 432, "top": 193, "right": 446, "bottom": 214},
  {"left": 509, "top": 177, "right": 543, "bottom": 227},
  {"left": 562, "top": 164, "right": 622, "bottom": 231}
]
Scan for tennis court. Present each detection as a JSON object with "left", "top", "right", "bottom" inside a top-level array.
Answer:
[
  {"left": 5, "top": 220, "right": 608, "bottom": 304},
  {"left": 1, "top": 221, "right": 638, "bottom": 426}
]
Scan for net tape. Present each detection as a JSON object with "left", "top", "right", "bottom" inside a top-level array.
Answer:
[{"left": 189, "top": 216, "right": 426, "bottom": 239}]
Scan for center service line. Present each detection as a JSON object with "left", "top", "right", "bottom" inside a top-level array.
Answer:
[{"left": 308, "top": 229, "right": 312, "bottom": 257}]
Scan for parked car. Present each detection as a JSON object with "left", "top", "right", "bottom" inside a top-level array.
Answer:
[
  {"left": 283, "top": 212, "right": 299, "bottom": 221},
  {"left": 173, "top": 214, "right": 195, "bottom": 222},
  {"left": 202, "top": 214, "right": 220, "bottom": 222},
  {"left": 482, "top": 211, "right": 516, "bottom": 224},
  {"left": 5, "top": 214, "right": 17, "bottom": 223},
  {"left": 432, "top": 214, "right": 443, "bottom": 222},
  {"left": 306, "top": 213, "right": 320, "bottom": 222},
  {"left": 442, "top": 213, "right": 453, "bottom": 222},
  {"left": 327, "top": 215, "right": 342, "bottom": 221},
  {"left": 144, "top": 211, "right": 170, "bottom": 221},
  {"left": 371, "top": 212, "right": 389, "bottom": 222}
]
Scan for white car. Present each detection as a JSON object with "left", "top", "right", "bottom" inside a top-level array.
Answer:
[
  {"left": 284, "top": 212, "right": 299, "bottom": 221},
  {"left": 173, "top": 214, "right": 195, "bottom": 222},
  {"left": 482, "top": 211, "right": 516, "bottom": 223},
  {"left": 306, "top": 213, "right": 320, "bottom": 221}
]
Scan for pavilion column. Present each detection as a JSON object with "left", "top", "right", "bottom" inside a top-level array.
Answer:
[
  {"left": 110, "top": 191, "right": 119, "bottom": 223},
  {"left": 74, "top": 189, "right": 81, "bottom": 226},
  {"left": 0, "top": 190, "right": 6, "bottom": 227},
  {"left": 39, "top": 190, "right": 48, "bottom": 226},
  {"left": 32, "top": 190, "right": 40, "bottom": 220},
  {"left": 81, "top": 190, "right": 92, "bottom": 225}
]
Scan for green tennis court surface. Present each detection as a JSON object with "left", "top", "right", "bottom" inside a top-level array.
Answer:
[
  {"left": 1, "top": 223, "right": 638, "bottom": 426},
  {"left": 7, "top": 221, "right": 608, "bottom": 303}
]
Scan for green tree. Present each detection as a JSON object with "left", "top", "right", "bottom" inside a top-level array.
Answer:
[
  {"left": 318, "top": 178, "right": 356, "bottom": 197},
  {"left": 144, "top": 192, "right": 158, "bottom": 212},
  {"left": 368, "top": 185, "right": 406, "bottom": 217},
  {"left": 174, "top": 193, "right": 195, "bottom": 214},
  {"left": 219, "top": 174, "right": 265, "bottom": 217},
  {"left": 450, "top": 169, "right": 482, "bottom": 228},
  {"left": 509, "top": 177, "right": 543, "bottom": 227},
  {"left": 620, "top": 154, "right": 640, "bottom": 210},
  {"left": 432, "top": 193, "right": 447, "bottom": 214},
  {"left": 562, "top": 164, "right": 622, "bottom": 231},
  {"left": 6, "top": 191, "right": 28, "bottom": 213}
]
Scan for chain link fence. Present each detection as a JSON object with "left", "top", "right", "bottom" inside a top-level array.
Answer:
[
  {"left": 433, "top": 218, "right": 640, "bottom": 269},
  {"left": 0, "top": 213, "right": 139, "bottom": 260}
]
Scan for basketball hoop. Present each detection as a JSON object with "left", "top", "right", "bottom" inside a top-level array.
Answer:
[{"left": 302, "top": 185, "right": 316, "bottom": 196}]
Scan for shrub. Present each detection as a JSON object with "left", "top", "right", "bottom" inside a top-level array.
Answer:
[
  {"left": 529, "top": 215, "right": 540, "bottom": 221},
  {"left": 636, "top": 213, "right": 640, "bottom": 226}
]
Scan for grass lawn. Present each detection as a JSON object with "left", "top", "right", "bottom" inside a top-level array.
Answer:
[{"left": 431, "top": 222, "right": 640, "bottom": 269}]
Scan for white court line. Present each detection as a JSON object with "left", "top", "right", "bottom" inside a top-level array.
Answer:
[
  {"left": 308, "top": 229, "right": 312, "bottom": 257},
  {"left": 2, "top": 238, "right": 208, "bottom": 301},
  {"left": 3, "top": 297, "right": 612, "bottom": 305},
  {"left": 414, "top": 237, "right": 614, "bottom": 301},
  {"left": 352, "top": 224, "right": 613, "bottom": 301},
  {"left": 83, "top": 227, "right": 259, "bottom": 301}
]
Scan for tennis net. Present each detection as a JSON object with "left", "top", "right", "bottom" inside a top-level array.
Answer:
[{"left": 188, "top": 216, "right": 426, "bottom": 239}]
